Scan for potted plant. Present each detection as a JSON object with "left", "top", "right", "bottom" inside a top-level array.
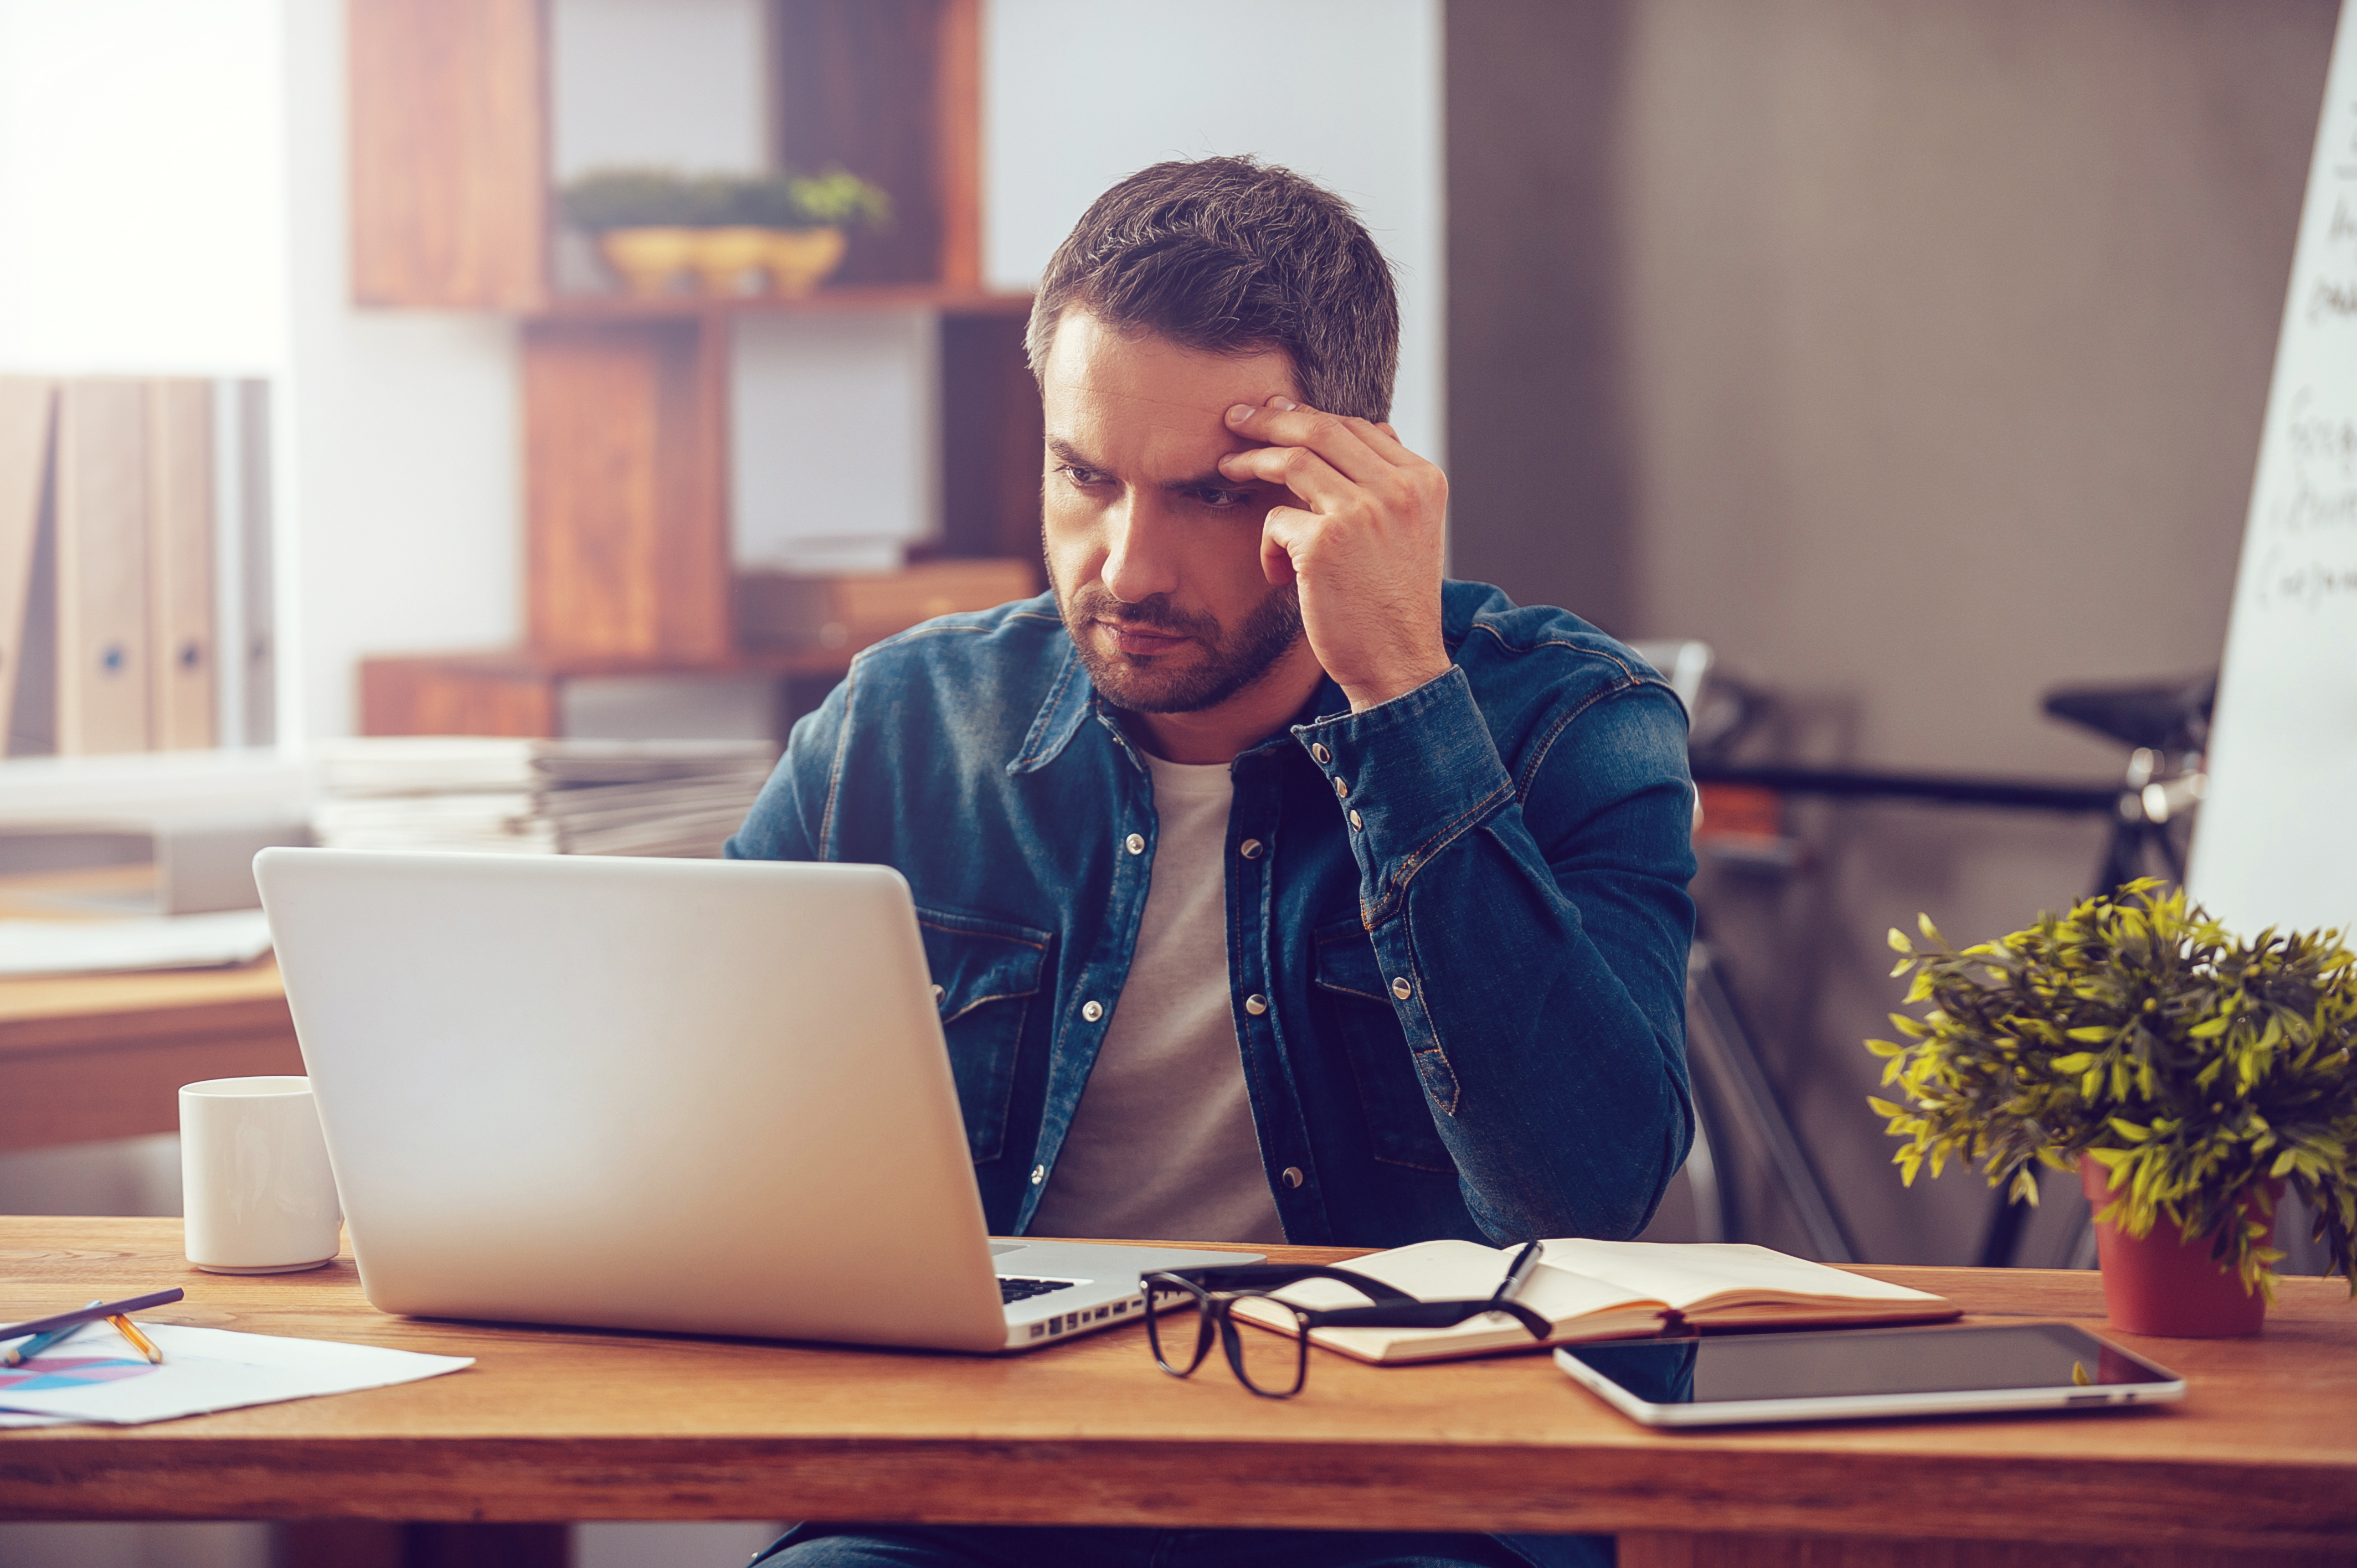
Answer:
[
  {"left": 559, "top": 168, "right": 732, "bottom": 296},
  {"left": 559, "top": 167, "right": 892, "bottom": 298},
  {"left": 725, "top": 168, "right": 892, "bottom": 296},
  {"left": 1867, "top": 879, "right": 2357, "bottom": 1336}
]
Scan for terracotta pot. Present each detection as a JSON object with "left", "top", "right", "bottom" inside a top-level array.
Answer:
[
  {"left": 688, "top": 226, "right": 774, "bottom": 296},
  {"left": 2080, "top": 1159, "right": 2274, "bottom": 1337},
  {"left": 762, "top": 226, "right": 848, "bottom": 297},
  {"left": 598, "top": 226, "right": 696, "bottom": 296}
]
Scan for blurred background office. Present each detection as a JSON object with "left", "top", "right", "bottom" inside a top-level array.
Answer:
[{"left": 0, "top": 1, "right": 2340, "bottom": 1563}]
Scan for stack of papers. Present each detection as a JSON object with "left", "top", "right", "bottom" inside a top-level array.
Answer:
[
  {"left": 0, "top": 1321, "right": 471, "bottom": 1427},
  {"left": 0, "top": 909, "right": 276, "bottom": 977},
  {"left": 312, "top": 738, "right": 778, "bottom": 858}
]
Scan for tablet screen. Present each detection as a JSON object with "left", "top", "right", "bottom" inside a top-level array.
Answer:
[{"left": 1560, "top": 1322, "right": 2176, "bottom": 1409}]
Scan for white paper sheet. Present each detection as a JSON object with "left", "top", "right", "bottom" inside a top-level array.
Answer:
[
  {"left": 0, "top": 1322, "right": 472, "bottom": 1425},
  {"left": 0, "top": 909, "right": 274, "bottom": 976}
]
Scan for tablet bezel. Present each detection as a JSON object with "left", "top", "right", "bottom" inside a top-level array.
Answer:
[{"left": 1553, "top": 1322, "right": 2188, "bottom": 1428}]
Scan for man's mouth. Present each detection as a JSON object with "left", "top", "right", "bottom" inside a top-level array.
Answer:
[{"left": 1099, "top": 620, "right": 1193, "bottom": 657}]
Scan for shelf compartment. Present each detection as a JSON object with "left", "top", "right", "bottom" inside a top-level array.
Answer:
[{"left": 523, "top": 317, "right": 732, "bottom": 662}]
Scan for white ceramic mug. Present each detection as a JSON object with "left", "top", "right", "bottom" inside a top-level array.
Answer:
[{"left": 179, "top": 1076, "right": 342, "bottom": 1274}]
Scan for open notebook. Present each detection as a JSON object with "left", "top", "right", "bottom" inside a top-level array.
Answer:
[{"left": 1231, "top": 1239, "right": 1959, "bottom": 1365}]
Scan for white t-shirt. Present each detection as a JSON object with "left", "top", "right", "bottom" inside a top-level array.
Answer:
[{"left": 1026, "top": 752, "right": 1286, "bottom": 1245}]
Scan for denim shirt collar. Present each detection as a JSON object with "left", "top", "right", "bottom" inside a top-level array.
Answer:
[
  {"left": 1003, "top": 633, "right": 1354, "bottom": 776},
  {"left": 1003, "top": 637, "right": 1094, "bottom": 775}
]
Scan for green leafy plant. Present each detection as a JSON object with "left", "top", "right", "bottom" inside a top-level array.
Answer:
[
  {"left": 728, "top": 168, "right": 892, "bottom": 230},
  {"left": 558, "top": 167, "right": 892, "bottom": 233},
  {"left": 1867, "top": 879, "right": 2357, "bottom": 1299}
]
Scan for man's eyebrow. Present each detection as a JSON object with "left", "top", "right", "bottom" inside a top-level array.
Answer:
[{"left": 1046, "top": 436, "right": 1251, "bottom": 494}]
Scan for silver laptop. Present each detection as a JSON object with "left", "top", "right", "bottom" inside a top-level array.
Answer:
[{"left": 253, "top": 847, "right": 1254, "bottom": 1353}]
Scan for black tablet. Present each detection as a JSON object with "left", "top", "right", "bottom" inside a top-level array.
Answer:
[{"left": 1555, "top": 1321, "right": 2186, "bottom": 1428}]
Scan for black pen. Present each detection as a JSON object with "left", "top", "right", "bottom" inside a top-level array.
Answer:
[
  {"left": 0, "top": 1288, "right": 184, "bottom": 1352},
  {"left": 1489, "top": 1241, "right": 1545, "bottom": 1306}
]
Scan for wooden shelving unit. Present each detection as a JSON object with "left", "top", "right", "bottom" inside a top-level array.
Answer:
[{"left": 347, "top": 0, "right": 1043, "bottom": 737}]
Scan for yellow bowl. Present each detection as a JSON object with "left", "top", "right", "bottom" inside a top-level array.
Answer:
[
  {"left": 689, "top": 226, "right": 776, "bottom": 297},
  {"left": 763, "top": 227, "right": 848, "bottom": 297},
  {"left": 597, "top": 227, "right": 697, "bottom": 296}
]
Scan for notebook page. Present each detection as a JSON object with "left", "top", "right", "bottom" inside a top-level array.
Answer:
[
  {"left": 1265, "top": 1239, "right": 1664, "bottom": 1324},
  {"left": 1537, "top": 1239, "right": 1946, "bottom": 1311}
]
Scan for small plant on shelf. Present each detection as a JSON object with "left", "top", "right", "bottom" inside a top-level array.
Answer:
[
  {"left": 558, "top": 167, "right": 892, "bottom": 298},
  {"left": 1866, "top": 879, "right": 2356, "bottom": 1329}
]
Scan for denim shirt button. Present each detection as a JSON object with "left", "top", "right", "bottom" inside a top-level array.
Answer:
[
  {"left": 1239, "top": 838, "right": 1263, "bottom": 859},
  {"left": 931, "top": 983, "right": 945, "bottom": 1006},
  {"left": 1081, "top": 999, "right": 1104, "bottom": 1022},
  {"left": 1030, "top": 1164, "right": 1047, "bottom": 1185},
  {"left": 1332, "top": 776, "right": 1349, "bottom": 800},
  {"left": 1124, "top": 833, "right": 1145, "bottom": 855},
  {"left": 1244, "top": 993, "right": 1268, "bottom": 1015},
  {"left": 1281, "top": 1166, "right": 1305, "bottom": 1188},
  {"left": 1348, "top": 809, "right": 1363, "bottom": 832},
  {"left": 1391, "top": 977, "right": 1413, "bottom": 999},
  {"left": 1310, "top": 743, "right": 1332, "bottom": 766}
]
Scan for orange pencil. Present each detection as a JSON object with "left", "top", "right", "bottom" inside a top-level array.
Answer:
[{"left": 108, "top": 1314, "right": 163, "bottom": 1364}]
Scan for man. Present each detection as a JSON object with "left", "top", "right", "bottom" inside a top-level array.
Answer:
[{"left": 731, "top": 157, "right": 1695, "bottom": 1568}]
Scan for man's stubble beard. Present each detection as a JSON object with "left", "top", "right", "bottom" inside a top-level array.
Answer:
[{"left": 1053, "top": 571, "right": 1306, "bottom": 716}]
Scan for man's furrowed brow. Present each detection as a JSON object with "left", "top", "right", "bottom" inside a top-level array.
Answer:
[{"left": 1046, "top": 436, "right": 1236, "bottom": 493}]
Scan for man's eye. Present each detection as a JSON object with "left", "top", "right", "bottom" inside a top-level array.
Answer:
[
  {"left": 1057, "top": 464, "right": 1107, "bottom": 486},
  {"left": 1197, "top": 487, "right": 1255, "bottom": 509}
]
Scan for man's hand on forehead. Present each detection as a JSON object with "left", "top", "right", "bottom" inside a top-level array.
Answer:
[{"left": 1217, "top": 396, "right": 1450, "bottom": 714}]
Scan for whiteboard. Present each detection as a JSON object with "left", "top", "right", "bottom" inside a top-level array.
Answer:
[{"left": 2186, "top": 1, "right": 2357, "bottom": 938}]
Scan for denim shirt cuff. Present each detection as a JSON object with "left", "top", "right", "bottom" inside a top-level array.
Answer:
[{"left": 1291, "top": 666, "right": 1514, "bottom": 926}]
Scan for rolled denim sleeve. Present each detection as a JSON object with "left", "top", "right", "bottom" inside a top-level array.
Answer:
[{"left": 1292, "top": 666, "right": 1697, "bottom": 1244}]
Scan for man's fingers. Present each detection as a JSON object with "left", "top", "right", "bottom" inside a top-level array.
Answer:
[
  {"left": 1222, "top": 398, "right": 1394, "bottom": 484},
  {"left": 1352, "top": 419, "right": 1417, "bottom": 466},
  {"left": 1259, "top": 503, "right": 1314, "bottom": 586},
  {"left": 1219, "top": 441, "right": 1357, "bottom": 512}
]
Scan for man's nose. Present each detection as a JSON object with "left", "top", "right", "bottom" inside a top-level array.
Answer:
[{"left": 1099, "top": 492, "right": 1180, "bottom": 605}]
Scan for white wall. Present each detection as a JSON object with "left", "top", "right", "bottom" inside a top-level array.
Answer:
[
  {"left": 983, "top": 0, "right": 1448, "bottom": 467},
  {"left": 550, "top": 0, "right": 768, "bottom": 180},
  {"left": 281, "top": 0, "right": 521, "bottom": 743},
  {"left": 0, "top": 0, "right": 287, "bottom": 375}
]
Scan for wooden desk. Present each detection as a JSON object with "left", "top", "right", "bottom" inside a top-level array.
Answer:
[
  {"left": 0, "top": 870, "right": 300, "bottom": 1153},
  {"left": 2, "top": 1220, "right": 2352, "bottom": 1566}
]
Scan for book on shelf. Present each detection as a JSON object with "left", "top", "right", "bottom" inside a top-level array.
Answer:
[
  {"left": 1230, "top": 1239, "right": 1959, "bottom": 1365},
  {"left": 312, "top": 737, "right": 777, "bottom": 858}
]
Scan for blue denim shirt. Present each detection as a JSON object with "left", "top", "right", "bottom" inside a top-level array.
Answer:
[{"left": 725, "top": 580, "right": 1697, "bottom": 1250}]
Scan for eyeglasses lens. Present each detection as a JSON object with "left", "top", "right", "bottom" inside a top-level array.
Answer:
[
  {"left": 1143, "top": 1277, "right": 1214, "bottom": 1378},
  {"left": 1223, "top": 1293, "right": 1310, "bottom": 1398}
]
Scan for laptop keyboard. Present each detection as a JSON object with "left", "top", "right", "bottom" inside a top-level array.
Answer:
[{"left": 999, "top": 1276, "right": 1079, "bottom": 1304}]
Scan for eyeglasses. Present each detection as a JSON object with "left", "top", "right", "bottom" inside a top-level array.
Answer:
[{"left": 1140, "top": 1243, "right": 1551, "bottom": 1399}]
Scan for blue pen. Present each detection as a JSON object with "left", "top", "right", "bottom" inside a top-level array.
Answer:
[{"left": 2, "top": 1300, "right": 100, "bottom": 1367}]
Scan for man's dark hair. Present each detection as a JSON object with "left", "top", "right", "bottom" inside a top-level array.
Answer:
[{"left": 1025, "top": 157, "right": 1400, "bottom": 422}]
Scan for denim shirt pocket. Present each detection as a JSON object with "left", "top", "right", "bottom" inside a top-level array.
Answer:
[
  {"left": 1311, "top": 915, "right": 1455, "bottom": 1174},
  {"left": 917, "top": 904, "right": 1052, "bottom": 1165}
]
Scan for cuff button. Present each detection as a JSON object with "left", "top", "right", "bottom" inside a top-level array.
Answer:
[{"left": 1391, "top": 977, "right": 1413, "bottom": 1000}]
